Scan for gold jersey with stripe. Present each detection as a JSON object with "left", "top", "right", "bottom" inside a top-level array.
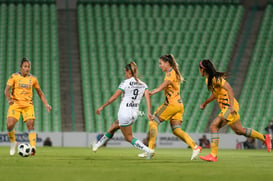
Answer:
[
  {"left": 164, "top": 68, "right": 181, "bottom": 104},
  {"left": 206, "top": 77, "right": 238, "bottom": 110},
  {"left": 7, "top": 72, "right": 40, "bottom": 107}
]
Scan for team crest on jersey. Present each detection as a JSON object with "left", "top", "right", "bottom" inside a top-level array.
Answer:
[{"left": 167, "top": 73, "right": 171, "bottom": 77}]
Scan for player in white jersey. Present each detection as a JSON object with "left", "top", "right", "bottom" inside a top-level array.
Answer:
[
  {"left": 92, "top": 62, "right": 155, "bottom": 159},
  {"left": 118, "top": 77, "right": 147, "bottom": 126}
]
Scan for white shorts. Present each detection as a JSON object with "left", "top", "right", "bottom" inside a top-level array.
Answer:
[{"left": 118, "top": 109, "right": 138, "bottom": 127}]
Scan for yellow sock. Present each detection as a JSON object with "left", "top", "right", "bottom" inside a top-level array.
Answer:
[
  {"left": 211, "top": 133, "right": 220, "bottom": 157},
  {"left": 8, "top": 130, "right": 16, "bottom": 143},
  {"left": 245, "top": 128, "right": 265, "bottom": 141},
  {"left": 148, "top": 121, "right": 158, "bottom": 149},
  {"left": 28, "top": 130, "right": 36, "bottom": 147},
  {"left": 172, "top": 128, "right": 196, "bottom": 149}
]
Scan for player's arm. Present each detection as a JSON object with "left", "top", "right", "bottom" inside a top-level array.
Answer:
[
  {"left": 4, "top": 85, "right": 14, "bottom": 105},
  {"left": 200, "top": 93, "right": 215, "bottom": 110},
  {"left": 222, "top": 81, "right": 235, "bottom": 114},
  {"left": 35, "top": 87, "right": 52, "bottom": 112},
  {"left": 144, "top": 89, "right": 153, "bottom": 120},
  {"left": 96, "top": 89, "right": 123, "bottom": 115},
  {"left": 149, "top": 80, "right": 170, "bottom": 96}
]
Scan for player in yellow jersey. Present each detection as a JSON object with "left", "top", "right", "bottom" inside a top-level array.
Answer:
[
  {"left": 198, "top": 59, "right": 271, "bottom": 162},
  {"left": 138, "top": 54, "right": 202, "bottom": 160},
  {"left": 4, "top": 58, "right": 52, "bottom": 156}
]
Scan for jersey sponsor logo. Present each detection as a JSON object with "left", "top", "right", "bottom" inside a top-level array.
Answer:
[
  {"left": 19, "top": 83, "right": 31, "bottom": 89},
  {"left": 126, "top": 101, "right": 138, "bottom": 107},
  {"left": 129, "top": 81, "right": 138, "bottom": 86}
]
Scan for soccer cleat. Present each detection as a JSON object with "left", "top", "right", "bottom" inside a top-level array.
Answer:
[
  {"left": 30, "top": 146, "right": 36, "bottom": 156},
  {"left": 191, "top": 145, "right": 202, "bottom": 160},
  {"left": 92, "top": 142, "right": 98, "bottom": 152},
  {"left": 146, "top": 149, "right": 155, "bottom": 160},
  {"left": 138, "top": 152, "right": 147, "bottom": 158},
  {"left": 10, "top": 141, "right": 17, "bottom": 156},
  {"left": 200, "top": 154, "right": 217, "bottom": 162},
  {"left": 264, "top": 134, "right": 272, "bottom": 152}
]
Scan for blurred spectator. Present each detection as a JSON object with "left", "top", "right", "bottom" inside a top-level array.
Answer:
[
  {"left": 43, "top": 137, "right": 52, "bottom": 146},
  {"left": 199, "top": 135, "right": 210, "bottom": 148},
  {"left": 243, "top": 137, "right": 255, "bottom": 149},
  {"left": 265, "top": 120, "right": 273, "bottom": 145},
  {"left": 265, "top": 120, "right": 273, "bottom": 135}
]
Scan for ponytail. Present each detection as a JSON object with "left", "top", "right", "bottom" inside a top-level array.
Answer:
[
  {"left": 160, "top": 54, "right": 184, "bottom": 83},
  {"left": 125, "top": 61, "right": 139, "bottom": 82},
  {"left": 199, "top": 59, "right": 227, "bottom": 90}
]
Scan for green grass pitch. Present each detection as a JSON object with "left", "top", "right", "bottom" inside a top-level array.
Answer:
[{"left": 0, "top": 147, "right": 272, "bottom": 181}]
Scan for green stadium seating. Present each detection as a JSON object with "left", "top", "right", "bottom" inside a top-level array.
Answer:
[
  {"left": 238, "top": 4, "right": 273, "bottom": 133},
  {"left": 0, "top": 2, "right": 61, "bottom": 132},
  {"left": 78, "top": 2, "right": 243, "bottom": 133}
]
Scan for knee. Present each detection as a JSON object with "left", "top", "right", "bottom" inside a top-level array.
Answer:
[
  {"left": 6, "top": 122, "right": 14, "bottom": 131},
  {"left": 26, "top": 120, "right": 35, "bottom": 130},
  {"left": 149, "top": 121, "right": 158, "bottom": 128},
  {"left": 6, "top": 120, "right": 15, "bottom": 131},
  {"left": 209, "top": 125, "right": 218, "bottom": 133}
]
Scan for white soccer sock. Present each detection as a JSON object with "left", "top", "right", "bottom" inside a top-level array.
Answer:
[
  {"left": 95, "top": 135, "right": 110, "bottom": 148},
  {"left": 131, "top": 138, "right": 151, "bottom": 153}
]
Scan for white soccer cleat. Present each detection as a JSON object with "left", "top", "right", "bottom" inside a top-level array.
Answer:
[
  {"left": 191, "top": 145, "right": 202, "bottom": 160},
  {"left": 146, "top": 149, "right": 155, "bottom": 160},
  {"left": 138, "top": 152, "right": 147, "bottom": 158},
  {"left": 10, "top": 141, "right": 17, "bottom": 156},
  {"left": 92, "top": 142, "right": 98, "bottom": 152}
]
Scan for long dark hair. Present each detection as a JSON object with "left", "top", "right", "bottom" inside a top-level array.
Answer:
[
  {"left": 199, "top": 59, "right": 227, "bottom": 90},
  {"left": 160, "top": 54, "right": 184, "bottom": 83}
]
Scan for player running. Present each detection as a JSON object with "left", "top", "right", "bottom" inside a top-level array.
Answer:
[
  {"left": 138, "top": 54, "right": 202, "bottom": 160},
  {"left": 198, "top": 59, "right": 271, "bottom": 162},
  {"left": 93, "top": 61, "right": 154, "bottom": 159}
]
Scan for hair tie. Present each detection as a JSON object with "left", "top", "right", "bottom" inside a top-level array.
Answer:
[
  {"left": 199, "top": 61, "right": 206, "bottom": 69},
  {"left": 125, "top": 64, "right": 134, "bottom": 76}
]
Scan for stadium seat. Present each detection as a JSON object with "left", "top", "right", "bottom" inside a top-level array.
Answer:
[
  {"left": 78, "top": 2, "right": 244, "bottom": 133},
  {"left": 0, "top": 1, "right": 61, "bottom": 132}
]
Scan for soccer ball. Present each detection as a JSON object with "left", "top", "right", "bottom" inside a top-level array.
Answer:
[{"left": 18, "top": 143, "right": 31, "bottom": 157}]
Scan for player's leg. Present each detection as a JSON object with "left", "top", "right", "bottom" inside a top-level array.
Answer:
[
  {"left": 137, "top": 120, "right": 158, "bottom": 158},
  {"left": 23, "top": 105, "right": 37, "bottom": 155},
  {"left": 148, "top": 120, "right": 159, "bottom": 149},
  {"left": 148, "top": 103, "right": 169, "bottom": 150},
  {"left": 139, "top": 104, "right": 166, "bottom": 158},
  {"left": 200, "top": 116, "right": 224, "bottom": 162},
  {"left": 7, "top": 117, "right": 18, "bottom": 156},
  {"left": 92, "top": 119, "right": 120, "bottom": 152},
  {"left": 170, "top": 120, "right": 196, "bottom": 148},
  {"left": 170, "top": 119, "right": 202, "bottom": 160},
  {"left": 229, "top": 119, "right": 271, "bottom": 152},
  {"left": 7, "top": 104, "right": 20, "bottom": 156},
  {"left": 25, "top": 119, "right": 36, "bottom": 155},
  {"left": 120, "top": 125, "right": 154, "bottom": 159}
]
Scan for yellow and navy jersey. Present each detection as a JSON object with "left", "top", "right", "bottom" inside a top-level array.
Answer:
[
  {"left": 7, "top": 72, "right": 40, "bottom": 107},
  {"left": 206, "top": 77, "right": 238, "bottom": 110},
  {"left": 164, "top": 68, "right": 181, "bottom": 104}
]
